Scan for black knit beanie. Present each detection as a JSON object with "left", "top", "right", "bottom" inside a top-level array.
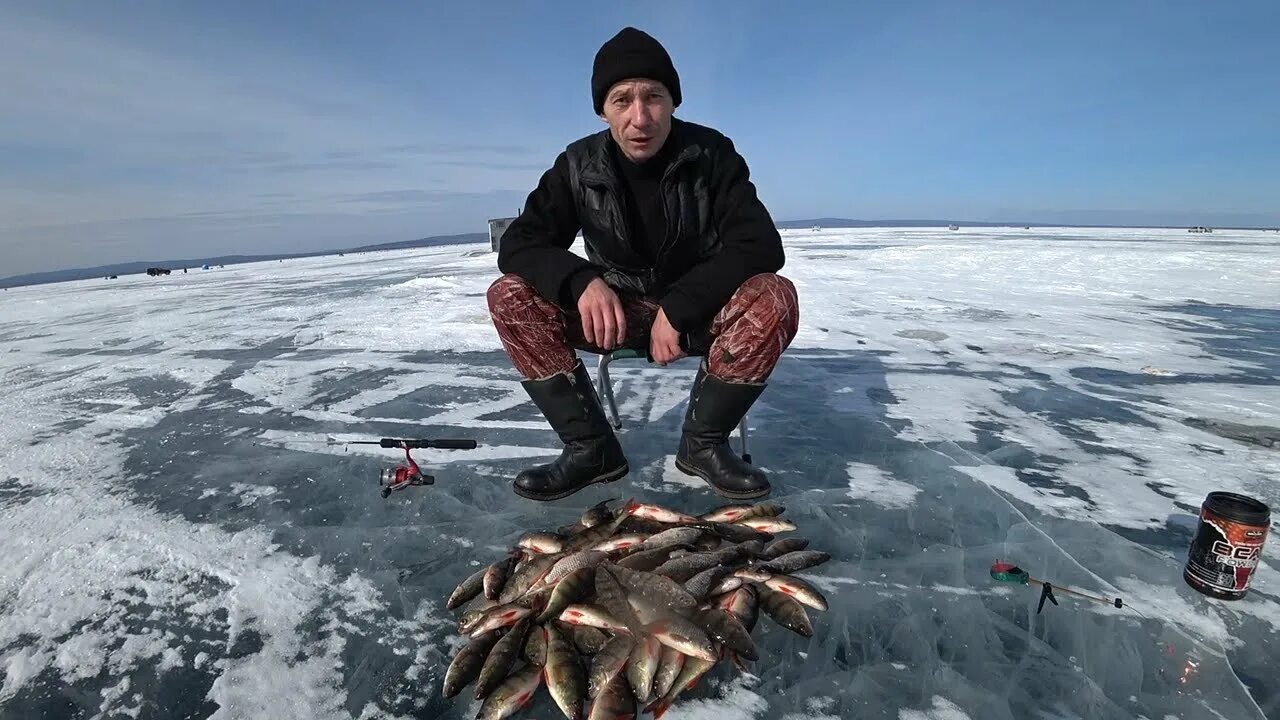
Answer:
[{"left": 591, "top": 27, "right": 682, "bottom": 115}]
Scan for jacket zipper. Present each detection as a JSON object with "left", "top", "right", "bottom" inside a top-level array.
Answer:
[
  {"left": 654, "top": 147, "right": 699, "bottom": 268},
  {"left": 582, "top": 172, "right": 647, "bottom": 274}
]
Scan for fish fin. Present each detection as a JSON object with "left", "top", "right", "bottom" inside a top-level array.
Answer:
[{"left": 646, "top": 697, "right": 672, "bottom": 719}]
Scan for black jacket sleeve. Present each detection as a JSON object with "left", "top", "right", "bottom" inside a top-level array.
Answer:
[
  {"left": 658, "top": 136, "right": 785, "bottom": 332},
  {"left": 496, "top": 151, "right": 598, "bottom": 309}
]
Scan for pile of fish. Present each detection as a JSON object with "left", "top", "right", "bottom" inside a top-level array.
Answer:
[{"left": 442, "top": 498, "right": 831, "bottom": 719}]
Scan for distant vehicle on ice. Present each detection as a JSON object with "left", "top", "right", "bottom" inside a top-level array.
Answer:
[
  {"left": 948, "top": 224, "right": 959, "bottom": 231},
  {"left": 146, "top": 267, "right": 171, "bottom": 276},
  {"left": 1188, "top": 226, "right": 1214, "bottom": 233}
]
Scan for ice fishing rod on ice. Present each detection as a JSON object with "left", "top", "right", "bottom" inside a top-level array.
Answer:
[
  {"left": 336, "top": 437, "right": 478, "bottom": 450},
  {"left": 288, "top": 435, "right": 479, "bottom": 498},
  {"left": 357, "top": 437, "right": 478, "bottom": 497},
  {"left": 991, "top": 561, "right": 1124, "bottom": 613}
]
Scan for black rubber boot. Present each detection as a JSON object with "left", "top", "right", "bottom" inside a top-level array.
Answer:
[
  {"left": 675, "top": 364, "right": 771, "bottom": 499},
  {"left": 513, "top": 360, "right": 629, "bottom": 501}
]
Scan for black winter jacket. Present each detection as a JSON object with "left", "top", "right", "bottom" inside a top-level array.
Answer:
[{"left": 496, "top": 118, "right": 785, "bottom": 333}]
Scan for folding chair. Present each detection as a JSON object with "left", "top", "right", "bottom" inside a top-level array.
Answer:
[{"left": 595, "top": 348, "right": 752, "bottom": 463}]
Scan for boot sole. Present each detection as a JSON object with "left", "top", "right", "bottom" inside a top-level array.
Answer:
[
  {"left": 512, "top": 463, "right": 630, "bottom": 502},
  {"left": 674, "top": 457, "right": 771, "bottom": 500}
]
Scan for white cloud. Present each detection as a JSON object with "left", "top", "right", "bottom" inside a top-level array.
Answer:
[{"left": 0, "top": 7, "right": 547, "bottom": 275}]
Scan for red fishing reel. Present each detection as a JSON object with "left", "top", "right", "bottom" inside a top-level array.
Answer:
[{"left": 379, "top": 444, "right": 433, "bottom": 497}]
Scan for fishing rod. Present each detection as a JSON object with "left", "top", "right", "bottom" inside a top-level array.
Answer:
[
  {"left": 340, "top": 437, "right": 478, "bottom": 451},
  {"left": 279, "top": 435, "right": 479, "bottom": 498},
  {"left": 991, "top": 560, "right": 1124, "bottom": 613},
  {"left": 287, "top": 436, "right": 477, "bottom": 450}
]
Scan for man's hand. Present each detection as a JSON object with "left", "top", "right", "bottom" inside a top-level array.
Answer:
[
  {"left": 577, "top": 277, "right": 626, "bottom": 349},
  {"left": 650, "top": 308, "right": 686, "bottom": 365}
]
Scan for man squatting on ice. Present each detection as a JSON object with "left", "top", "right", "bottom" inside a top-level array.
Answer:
[{"left": 487, "top": 27, "right": 799, "bottom": 502}]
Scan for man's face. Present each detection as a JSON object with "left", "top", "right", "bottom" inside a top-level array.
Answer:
[{"left": 600, "top": 78, "right": 674, "bottom": 163}]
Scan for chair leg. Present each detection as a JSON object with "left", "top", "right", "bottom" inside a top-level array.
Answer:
[
  {"left": 597, "top": 353, "right": 622, "bottom": 430},
  {"left": 739, "top": 412, "right": 751, "bottom": 464}
]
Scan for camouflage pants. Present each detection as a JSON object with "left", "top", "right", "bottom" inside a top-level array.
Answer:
[{"left": 486, "top": 272, "right": 799, "bottom": 384}]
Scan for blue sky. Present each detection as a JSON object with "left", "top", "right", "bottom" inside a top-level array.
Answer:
[{"left": 2, "top": 1, "right": 1278, "bottom": 276}]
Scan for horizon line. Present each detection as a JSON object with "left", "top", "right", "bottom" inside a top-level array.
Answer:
[{"left": 4, "top": 217, "right": 1279, "bottom": 289}]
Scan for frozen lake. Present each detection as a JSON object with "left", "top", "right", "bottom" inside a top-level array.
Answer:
[{"left": 2, "top": 226, "right": 1278, "bottom": 719}]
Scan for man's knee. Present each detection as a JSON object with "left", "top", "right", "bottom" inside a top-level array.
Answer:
[
  {"left": 742, "top": 273, "right": 799, "bottom": 324},
  {"left": 486, "top": 273, "right": 537, "bottom": 317}
]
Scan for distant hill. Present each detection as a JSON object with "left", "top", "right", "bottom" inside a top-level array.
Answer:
[
  {"left": 0, "top": 232, "right": 488, "bottom": 289},
  {"left": 776, "top": 218, "right": 1054, "bottom": 229},
  {"left": 778, "top": 217, "right": 1280, "bottom": 231},
  {"left": 346, "top": 232, "right": 487, "bottom": 253}
]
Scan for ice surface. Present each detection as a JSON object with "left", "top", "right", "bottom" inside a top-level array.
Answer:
[
  {"left": 1, "top": 227, "right": 1278, "bottom": 719},
  {"left": 845, "top": 462, "right": 923, "bottom": 509}
]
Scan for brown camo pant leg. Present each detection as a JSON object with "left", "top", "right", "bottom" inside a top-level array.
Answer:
[
  {"left": 487, "top": 274, "right": 578, "bottom": 380},
  {"left": 704, "top": 273, "right": 800, "bottom": 384},
  {"left": 486, "top": 273, "right": 661, "bottom": 380}
]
